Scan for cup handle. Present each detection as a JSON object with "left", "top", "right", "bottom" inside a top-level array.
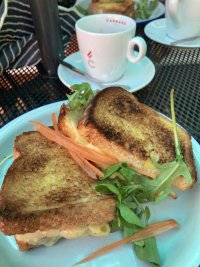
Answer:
[
  {"left": 126, "top": 37, "right": 147, "bottom": 64},
  {"left": 167, "top": 0, "right": 179, "bottom": 21}
]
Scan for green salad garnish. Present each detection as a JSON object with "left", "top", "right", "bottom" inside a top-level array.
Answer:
[
  {"left": 95, "top": 162, "right": 161, "bottom": 265},
  {"left": 135, "top": 0, "right": 159, "bottom": 20},
  {"left": 67, "top": 82, "right": 94, "bottom": 111},
  {"left": 94, "top": 89, "right": 192, "bottom": 266}
]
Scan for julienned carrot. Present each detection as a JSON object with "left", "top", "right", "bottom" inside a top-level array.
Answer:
[
  {"left": 80, "top": 155, "right": 104, "bottom": 177},
  {"left": 31, "top": 120, "right": 156, "bottom": 178},
  {"left": 50, "top": 114, "right": 101, "bottom": 178},
  {"left": 73, "top": 219, "right": 179, "bottom": 266},
  {"left": 42, "top": 128, "right": 114, "bottom": 167},
  {"left": 69, "top": 150, "right": 103, "bottom": 179},
  {"left": 51, "top": 113, "right": 59, "bottom": 132},
  {"left": 30, "top": 120, "right": 117, "bottom": 167},
  {"left": 31, "top": 118, "right": 110, "bottom": 177},
  {"left": 69, "top": 150, "right": 96, "bottom": 179}
]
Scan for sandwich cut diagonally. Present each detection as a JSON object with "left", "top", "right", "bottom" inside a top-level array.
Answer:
[
  {"left": 58, "top": 86, "right": 197, "bottom": 191},
  {"left": 0, "top": 131, "right": 116, "bottom": 250}
]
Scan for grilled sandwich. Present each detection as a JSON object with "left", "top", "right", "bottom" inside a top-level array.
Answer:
[
  {"left": 58, "top": 86, "right": 197, "bottom": 191},
  {"left": 88, "top": 0, "right": 135, "bottom": 18},
  {"left": 0, "top": 131, "right": 116, "bottom": 250}
]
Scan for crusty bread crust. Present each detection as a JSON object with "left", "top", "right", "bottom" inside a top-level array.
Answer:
[
  {"left": 1, "top": 197, "right": 115, "bottom": 235},
  {"left": 15, "top": 238, "right": 37, "bottom": 251},
  {"left": 58, "top": 104, "right": 83, "bottom": 141},
  {"left": 0, "top": 132, "right": 116, "bottom": 235},
  {"left": 59, "top": 87, "right": 196, "bottom": 191},
  {"left": 58, "top": 104, "right": 74, "bottom": 139}
]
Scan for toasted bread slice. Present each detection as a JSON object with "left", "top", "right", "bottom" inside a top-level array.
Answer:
[
  {"left": 0, "top": 132, "right": 115, "bottom": 237},
  {"left": 15, "top": 223, "right": 111, "bottom": 251},
  {"left": 88, "top": 0, "right": 135, "bottom": 18},
  {"left": 58, "top": 87, "right": 197, "bottom": 191}
]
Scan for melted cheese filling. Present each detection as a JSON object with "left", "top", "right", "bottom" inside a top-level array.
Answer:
[{"left": 15, "top": 224, "right": 110, "bottom": 247}]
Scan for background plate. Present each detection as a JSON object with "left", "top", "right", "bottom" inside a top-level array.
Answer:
[
  {"left": 75, "top": 0, "right": 165, "bottom": 25},
  {"left": 144, "top": 18, "right": 200, "bottom": 48},
  {"left": 0, "top": 102, "right": 200, "bottom": 267}
]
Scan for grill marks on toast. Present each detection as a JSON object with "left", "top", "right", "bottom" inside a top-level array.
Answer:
[
  {"left": 0, "top": 131, "right": 116, "bottom": 235},
  {"left": 82, "top": 87, "right": 176, "bottom": 163},
  {"left": 1, "top": 198, "right": 116, "bottom": 235},
  {"left": 0, "top": 132, "right": 109, "bottom": 216},
  {"left": 77, "top": 87, "right": 197, "bottom": 189}
]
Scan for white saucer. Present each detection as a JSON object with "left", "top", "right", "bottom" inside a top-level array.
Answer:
[
  {"left": 57, "top": 52, "right": 155, "bottom": 93},
  {"left": 144, "top": 18, "right": 200, "bottom": 48}
]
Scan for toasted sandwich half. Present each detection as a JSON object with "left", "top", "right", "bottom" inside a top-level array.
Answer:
[
  {"left": 0, "top": 132, "right": 116, "bottom": 250},
  {"left": 58, "top": 86, "right": 197, "bottom": 191}
]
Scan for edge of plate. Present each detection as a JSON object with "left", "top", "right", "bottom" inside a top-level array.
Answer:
[{"left": 0, "top": 101, "right": 65, "bottom": 136}]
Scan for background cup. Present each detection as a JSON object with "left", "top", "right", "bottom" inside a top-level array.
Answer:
[
  {"left": 75, "top": 14, "right": 147, "bottom": 83},
  {"left": 165, "top": 0, "right": 200, "bottom": 40}
]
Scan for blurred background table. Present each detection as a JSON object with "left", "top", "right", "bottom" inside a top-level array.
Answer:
[{"left": 0, "top": 25, "right": 200, "bottom": 143}]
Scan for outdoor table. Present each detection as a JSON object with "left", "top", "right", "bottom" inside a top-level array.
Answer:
[{"left": 0, "top": 26, "right": 199, "bottom": 143}]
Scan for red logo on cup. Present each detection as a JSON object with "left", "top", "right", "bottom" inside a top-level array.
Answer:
[
  {"left": 87, "top": 51, "right": 92, "bottom": 58},
  {"left": 86, "top": 50, "right": 95, "bottom": 68},
  {"left": 88, "top": 59, "right": 95, "bottom": 69}
]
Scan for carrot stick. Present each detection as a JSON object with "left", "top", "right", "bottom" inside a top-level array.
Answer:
[
  {"left": 80, "top": 156, "right": 104, "bottom": 177},
  {"left": 51, "top": 114, "right": 97, "bottom": 178},
  {"left": 73, "top": 219, "right": 179, "bottom": 266},
  {"left": 30, "top": 120, "right": 118, "bottom": 167},
  {"left": 69, "top": 150, "right": 101, "bottom": 179},
  {"left": 51, "top": 114, "right": 101, "bottom": 177},
  {"left": 30, "top": 120, "right": 107, "bottom": 178},
  {"left": 30, "top": 120, "right": 156, "bottom": 178},
  {"left": 51, "top": 113, "right": 59, "bottom": 132}
]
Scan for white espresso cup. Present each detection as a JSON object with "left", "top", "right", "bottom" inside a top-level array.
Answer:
[
  {"left": 165, "top": 0, "right": 200, "bottom": 40},
  {"left": 75, "top": 14, "right": 147, "bottom": 83}
]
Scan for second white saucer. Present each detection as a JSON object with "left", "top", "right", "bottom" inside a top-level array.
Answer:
[
  {"left": 144, "top": 18, "right": 200, "bottom": 48},
  {"left": 57, "top": 51, "right": 155, "bottom": 93}
]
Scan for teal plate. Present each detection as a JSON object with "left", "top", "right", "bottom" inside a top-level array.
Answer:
[{"left": 0, "top": 101, "right": 200, "bottom": 267}]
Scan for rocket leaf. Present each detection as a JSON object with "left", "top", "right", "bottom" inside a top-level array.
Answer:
[
  {"left": 67, "top": 82, "right": 94, "bottom": 111},
  {"left": 94, "top": 89, "right": 192, "bottom": 265},
  {"left": 148, "top": 89, "right": 192, "bottom": 203}
]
